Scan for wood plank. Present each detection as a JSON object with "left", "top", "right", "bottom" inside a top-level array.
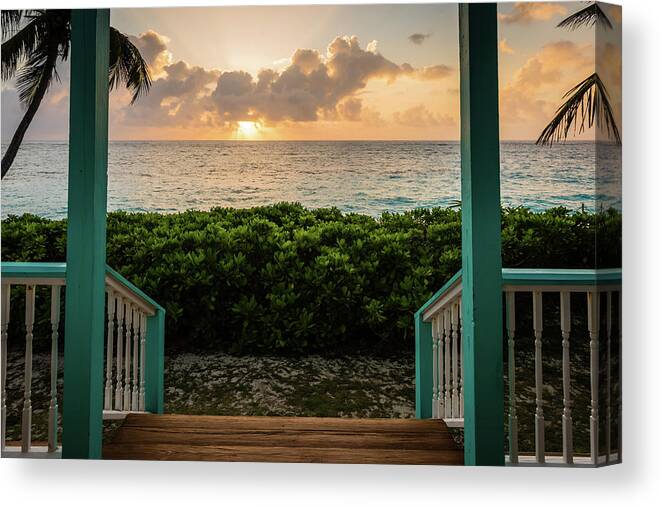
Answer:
[
  {"left": 103, "top": 414, "right": 463, "bottom": 465},
  {"left": 119, "top": 414, "right": 453, "bottom": 433},
  {"left": 103, "top": 442, "right": 464, "bottom": 465},
  {"left": 110, "top": 427, "right": 459, "bottom": 450}
]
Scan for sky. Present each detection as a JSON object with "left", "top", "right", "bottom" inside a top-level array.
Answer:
[{"left": 0, "top": 2, "right": 622, "bottom": 141}]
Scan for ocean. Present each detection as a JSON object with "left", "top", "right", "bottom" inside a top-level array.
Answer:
[{"left": 1, "top": 141, "right": 620, "bottom": 219}]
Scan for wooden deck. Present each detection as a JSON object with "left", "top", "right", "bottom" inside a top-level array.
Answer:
[{"left": 103, "top": 414, "right": 464, "bottom": 465}]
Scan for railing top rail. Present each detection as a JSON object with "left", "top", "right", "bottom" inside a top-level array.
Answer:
[
  {"left": 416, "top": 269, "right": 462, "bottom": 321},
  {"left": 420, "top": 268, "right": 622, "bottom": 322},
  {"left": 1, "top": 261, "right": 164, "bottom": 315},
  {"left": 105, "top": 265, "right": 164, "bottom": 315},
  {"left": 1, "top": 261, "right": 67, "bottom": 281},
  {"left": 502, "top": 268, "right": 622, "bottom": 286}
]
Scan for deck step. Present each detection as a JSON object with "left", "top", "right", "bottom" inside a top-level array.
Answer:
[{"left": 103, "top": 414, "right": 463, "bottom": 465}]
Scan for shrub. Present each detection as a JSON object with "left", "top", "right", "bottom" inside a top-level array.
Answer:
[{"left": 1, "top": 203, "right": 621, "bottom": 356}]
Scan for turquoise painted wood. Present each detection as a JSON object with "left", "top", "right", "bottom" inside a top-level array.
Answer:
[
  {"left": 145, "top": 309, "right": 166, "bottom": 413},
  {"left": 502, "top": 268, "right": 622, "bottom": 286},
  {"left": 458, "top": 2, "right": 504, "bottom": 466},
  {"left": 414, "top": 310, "right": 432, "bottom": 418},
  {"left": 0, "top": 262, "right": 66, "bottom": 279},
  {"left": 1, "top": 263, "right": 167, "bottom": 310},
  {"left": 415, "top": 269, "right": 623, "bottom": 315},
  {"left": 61, "top": 9, "right": 110, "bottom": 460}
]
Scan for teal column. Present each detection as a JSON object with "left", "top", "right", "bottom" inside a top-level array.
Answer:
[
  {"left": 414, "top": 310, "right": 432, "bottom": 419},
  {"left": 144, "top": 308, "right": 165, "bottom": 414},
  {"left": 62, "top": 9, "right": 110, "bottom": 459},
  {"left": 458, "top": 3, "right": 504, "bottom": 466}
]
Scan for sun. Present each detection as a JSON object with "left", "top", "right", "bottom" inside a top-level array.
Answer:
[{"left": 236, "top": 121, "right": 260, "bottom": 139}]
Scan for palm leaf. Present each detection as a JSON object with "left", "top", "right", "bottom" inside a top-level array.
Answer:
[
  {"left": 1, "top": 10, "right": 28, "bottom": 37},
  {"left": 109, "top": 27, "right": 151, "bottom": 104},
  {"left": 1, "top": 17, "right": 43, "bottom": 81},
  {"left": 536, "top": 72, "right": 621, "bottom": 146},
  {"left": 557, "top": 2, "right": 613, "bottom": 30},
  {"left": 15, "top": 45, "right": 58, "bottom": 105}
]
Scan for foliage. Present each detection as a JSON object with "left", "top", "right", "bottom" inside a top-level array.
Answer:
[
  {"left": 1, "top": 204, "right": 621, "bottom": 356},
  {"left": 1, "top": 10, "right": 151, "bottom": 177}
]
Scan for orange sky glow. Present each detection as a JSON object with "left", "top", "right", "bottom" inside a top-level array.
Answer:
[{"left": 1, "top": 2, "right": 621, "bottom": 142}]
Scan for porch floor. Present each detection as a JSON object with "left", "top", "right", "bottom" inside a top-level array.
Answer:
[{"left": 102, "top": 414, "right": 463, "bottom": 465}]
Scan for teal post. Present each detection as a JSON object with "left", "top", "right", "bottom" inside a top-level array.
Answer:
[
  {"left": 145, "top": 309, "right": 165, "bottom": 413},
  {"left": 414, "top": 310, "right": 432, "bottom": 419},
  {"left": 62, "top": 9, "right": 110, "bottom": 459},
  {"left": 458, "top": 3, "right": 504, "bottom": 466}
]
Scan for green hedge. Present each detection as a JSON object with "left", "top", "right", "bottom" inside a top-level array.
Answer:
[{"left": 1, "top": 203, "right": 620, "bottom": 356}]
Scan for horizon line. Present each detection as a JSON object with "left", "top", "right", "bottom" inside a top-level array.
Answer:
[{"left": 4, "top": 138, "right": 599, "bottom": 144}]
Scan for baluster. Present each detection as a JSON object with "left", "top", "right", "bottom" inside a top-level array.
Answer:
[
  {"left": 114, "top": 298, "right": 125, "bottom": 411},
  {"left": 606, "top": 291, "right": 612, "bottom": 464},
  {"left": 532, "top": 291, "right": 545, "bottom": 463},
  {"left": 132, "top": 308, "right": 140, "bottom": 410},
  {"left": 451, "top": 302, "right": 459, "bottom": 418},
  {"left": 505, "top": 291, "right": 518, "bottom": 464},
  {"left": 139, "top": 313, "right": 147, "bottom": 411},
  {"left": 437, "top": 313, "right": 445, "bottom": 418},
  {"left": 560, "top": 291, "right": 573, "bottom": 464},
  {"left": 48, "top": 286, "right": 61, "bottom": 453},
  {"left": 617, "top": 291, "right": 622, "bottom": 462},
  {"left": 587, "top": 291, "right": 600, "bottom": 465},
  {"left": 123, "top": 304, "right": 133, "bottom": 411},
  {"left": 443, "top": 307, "right": 451, "bottom": 419},
  {"left": 1, "top": 284, "right": 10, "bottom": 452},
  {"left": 458, "top": 298, "right": 463, "bottom": 418},
  {"left": 431, "top": 317, "right": 437, "bottom": 418},
  {"left": 22, "top": 285, "right": 36, "bottom": 453},
  {"left": 104, "top": 290, "right": 116, "bottom": 410}
]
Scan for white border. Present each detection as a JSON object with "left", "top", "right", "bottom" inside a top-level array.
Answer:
[{"left": 2, "top": 1, "right": 660, "bottom": 506}]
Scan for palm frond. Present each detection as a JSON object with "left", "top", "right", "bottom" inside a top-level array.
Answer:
[
  {"left": 2, "top": 10, "right": 26, "bottom": 38},
  {"left": 1, "top": 17, "right": 43, "bottom": 81},
  {"left": 557, "top": 2, "right": 613, "bottom": 30},
  {"left": 537, "top": 72, "right": 621, "bottom": 146},
  {"left": 109, "top": 27, "right": 151, "bottom": 104},
  {"left": 15, "top": 45, "right": 58, "bottom": 105}
]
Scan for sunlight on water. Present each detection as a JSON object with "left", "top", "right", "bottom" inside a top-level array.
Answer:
[{"left": 1, "top": 141, "right": 621, "bottom": 219}]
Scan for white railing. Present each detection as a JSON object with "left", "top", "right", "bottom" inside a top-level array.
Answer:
[
  {"left": 425, "top": 274, "right": 464, "bottom": 427},
  {"left": 1, "top": 262, "right": 162, "bottom": 457},
  {"left": 103, "top": 271, "right": 157, "bottom": 418},
  {"left": 419, "top": 268, "right": 622, "bottom": 467}
]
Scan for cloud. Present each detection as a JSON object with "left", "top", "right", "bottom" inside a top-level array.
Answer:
[
  {"left": 207, "top": 35, "right": 453, "bottom": 125},
  {"left": 499, "top": 40, "right": 594, "bottom": 138},
  {"left": 499, "top": 2, "right": 567, "bottom": 24},
  {"left": 337, "top": 98, "right": 363, "bottom": 121},
  {"left": 499, "top": 38, "right": 515, "bottom": 55},
  {"left": 401, "top": 63, "right": 453, "bottom": 81},
  {"left": 2, "top": 31, "right": 454, "bottom": 140},
  {"left": 408, "top": 33, "right": 431, "bottom": 45},
  {"left": 118, "top": 58, "right": 220, "bottom": 128},
  {"left": 128, "top": 30, "right": 172, "bottom": 77},
  {"left": 393, "top": 105, "right": 455, "bottom": 128}
]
